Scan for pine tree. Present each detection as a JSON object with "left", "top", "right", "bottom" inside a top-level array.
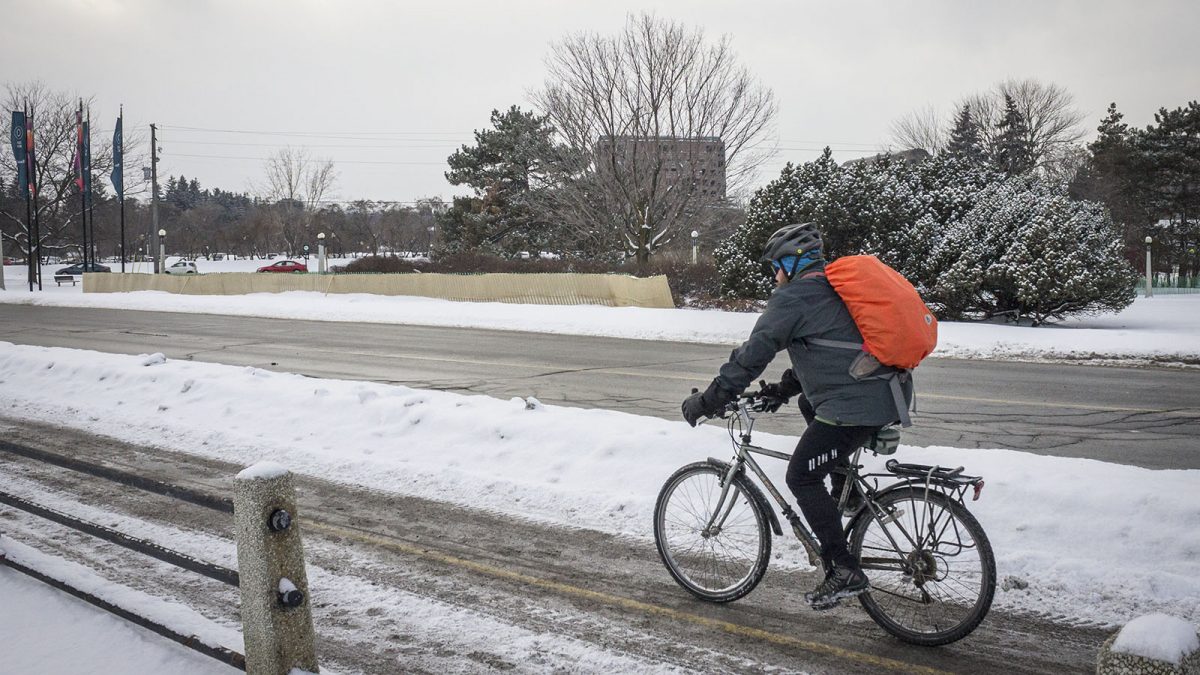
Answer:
[
  {"left": 1070, "top": 103, "right": 1146, "bottom": 263},
  {"left": 440, "top": 106, "right": 563, "bottom": 255},
  {"left": 1136, "top": 100, "right": 1200, "bottom": 279},
  {"left": 992, "top": 95, "right": 1035, "bottom": 176},
  {"left": 945, "top": 105, "right": 985, "bottom": 164}
]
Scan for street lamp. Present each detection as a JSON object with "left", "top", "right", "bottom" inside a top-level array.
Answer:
[
  {"left": 158, "top": 229, "right": 166, "bottom": 275},
  {"left": 317, "top": 232, "right": 327, "bottom": 273},
  {"left": 691, "top": 230, "right": 700, "bottom": 265},
  {"left": 1145, "top": 235, "right": 1154, "bottom": 298}
]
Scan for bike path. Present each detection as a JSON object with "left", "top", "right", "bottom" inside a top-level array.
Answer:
[{"left": 0, "top": 416, "right": 1109, "bottom": 674}]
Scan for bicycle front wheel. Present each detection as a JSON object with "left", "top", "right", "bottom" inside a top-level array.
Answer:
[
  {"left": 849, "top": 487, "right": 996, "bottom": 646},
  {"left": 653, "top": 462, "right": 771, "bottom": 603}
]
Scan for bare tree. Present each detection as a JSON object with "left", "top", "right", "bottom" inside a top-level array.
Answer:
[
  {"left": 260, "top": 147, "right": 337, "bottom": 254},
  {"left": 889, "top": 105, "right": 946, "bottom": 155},
  {"left": 532, "top": 13, "right": 776, "bottom": 264},
  {"left": 889, "top": 78, "right": 1086, "bottom": 174},
  {"left": 261, "top": 147, "right": 336, "bottom": 209},
  {"left": 1, "top": 81, "right": 146, "bottom": 259}
]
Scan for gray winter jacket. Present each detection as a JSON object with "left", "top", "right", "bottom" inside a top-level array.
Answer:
[{"left": 715, "top": 264, "right": 912, "bottom": 427}]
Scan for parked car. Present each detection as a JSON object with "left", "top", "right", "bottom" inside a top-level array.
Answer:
[
  {"left": 165, "top": 260, "right": 200, "bottom": 275},
  {"left": 55, "top": 262, "right": 111, "bottom": 275},
  {"left": 256, "top": 260, "right": 308, "bottom": 273}
]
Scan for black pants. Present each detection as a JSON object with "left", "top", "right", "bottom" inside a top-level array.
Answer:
[{"left": 786, "top": 397, "right": 877, "bottom": 571}]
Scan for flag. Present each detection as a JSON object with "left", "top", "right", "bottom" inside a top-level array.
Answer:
[
  {"left": 25, "top": 111, "right": 36, "bottom": 198},
  {"left": 82, "top": 119, "right": 92, "bottom": 198},
  {"left": 9, "top": 110, "right": 28, "bottom": 199},
  {"left": 73, "top": 107, "right": 84, "bottom": 191},
  {"left": 110, "top": 114, "right": 123, "bottom": 195}
]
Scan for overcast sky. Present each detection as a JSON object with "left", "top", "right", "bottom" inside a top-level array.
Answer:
[{"left": 3, "top": 0, "right": 1197, "bottom": 204}]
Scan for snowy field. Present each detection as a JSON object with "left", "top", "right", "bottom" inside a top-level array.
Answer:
[
  {"left": 3, "top": 262, "right": 1200, "bottom": 366},
  {"left": 0, "top": 342, "right": 1196, "bottom": 631},
  {"left": 0, "top": 563, "right": 236, "bottom": 674}
]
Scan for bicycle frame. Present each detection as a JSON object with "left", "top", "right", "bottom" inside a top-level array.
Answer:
[
  {"left": 703, "top": 399, "right": 985, "bottom": 571},
  {"left": 704, "top": 400, "right": 824, "bottom": 566}
]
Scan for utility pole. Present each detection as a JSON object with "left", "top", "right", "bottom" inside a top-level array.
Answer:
[{"left": 150, "top": 124, "right": 160, "bottom": 274}]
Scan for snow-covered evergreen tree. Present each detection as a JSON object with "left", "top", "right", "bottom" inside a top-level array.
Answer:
[
  {"left": 717, "top": 149, "right": 1135, "bottom": 324},
  {"left": 714, "top": 149, "right": 840, "bottom": 298},
  {"left": 945, "top": 105, "right": 986, "bottom": 165},
  {"left": 932, "top": 179, "right": 1136, "bottom": 323},
  {"left": 993, "top": 94, "right": 1036, "bottom": 176}
]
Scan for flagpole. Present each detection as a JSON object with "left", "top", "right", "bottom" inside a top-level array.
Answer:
[
  {"left": 24, "top": 103, "right": 34, "bottom": 292},
  {"left": 86, "top": 106, "right": 95, "bottom": 270},
  {"left": 118, "top": 105, "right": 125, "bottom": 273},
  {"left": 29, "top": 103, "right": 43, "bottom": 290},
  {"left": 76, "top": 100, "right": 88, "bottom": 270},
  {"left": 29, "top": 103, "right": 42, "bottom": 289}
]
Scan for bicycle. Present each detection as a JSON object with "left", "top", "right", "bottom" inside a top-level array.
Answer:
[{"left": 654, "top": 389, "right": 996, "bottom": 646}]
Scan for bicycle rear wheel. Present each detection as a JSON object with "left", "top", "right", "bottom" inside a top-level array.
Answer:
[
  {"left": 653, "top": 462, "right": 771, "bottom": 603},
  {"left": 849, "top": 487, "right": 995, "bottom": 646}
]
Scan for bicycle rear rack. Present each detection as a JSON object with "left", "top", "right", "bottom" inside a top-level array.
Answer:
[{"left": 885, "top": 459, "right": 985, "bottom": 501}]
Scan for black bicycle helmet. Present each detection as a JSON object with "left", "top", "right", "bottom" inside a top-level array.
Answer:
[{"left": 760, "top": 222, "right": 823, "bottom": 262}]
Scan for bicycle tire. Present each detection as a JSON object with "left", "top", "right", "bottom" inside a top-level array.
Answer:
[
  {"left": 653, "top": 462, "right": 772, "bottom": 603},
  {"left": 849, "top": 487, "right": 996, "bottom": 646}
]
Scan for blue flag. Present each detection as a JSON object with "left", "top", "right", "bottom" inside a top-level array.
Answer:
[
  {"left": 9, "top": 110, "right": 28, "bottom": 199},
  {"left": 110, "top": 115, "right": 123, "bottom": 196}
]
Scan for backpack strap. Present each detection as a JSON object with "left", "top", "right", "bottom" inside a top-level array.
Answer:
[
  {"left": 888, "top": 374, "right": 913, "bottom": 428},
  {"left": 806, "top": 337, "right": 864, "bottom": 351},
  {"left": 802, "top": 337, "right": 915, "bottom": 428}
]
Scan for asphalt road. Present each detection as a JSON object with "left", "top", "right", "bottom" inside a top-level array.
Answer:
[{"left": 2, "top": 304, "right": 1199, "bottom": 469}]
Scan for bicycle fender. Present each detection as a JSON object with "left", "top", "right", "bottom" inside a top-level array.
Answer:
[
  {"left": 705, "top": 458, "right": 783, "bottom": 536},
  {"left": 843, "top": 479, "right": 952, "bottom": 538}
]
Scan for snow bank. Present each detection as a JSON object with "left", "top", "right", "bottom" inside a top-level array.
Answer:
[
  {"left": 0, "top": 537, "right": 242, "bottom": 672},
  {"left": 0, "top": 565, "right": 236, "bottom": 674},
  {"left": 1112, "top": 614, "right": 1199, "bottom": 665},
  {"left": 2, "top": 272, "right": 1199, "bottom": 363},
  {"left": 0, "top": 341, "right": 1196, "bottom": 626}
]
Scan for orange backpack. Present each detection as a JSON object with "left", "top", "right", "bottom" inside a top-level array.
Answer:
[
  {"left": 823, "top": 255, "right": 938, "bottom": 369},
  {"left": 801, "top": 255, "right": 938, "bottom": 427}
]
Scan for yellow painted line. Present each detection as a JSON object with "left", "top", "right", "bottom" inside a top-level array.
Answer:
[{"left": 305, "top": 519, "right": 951, "bottom": 675}]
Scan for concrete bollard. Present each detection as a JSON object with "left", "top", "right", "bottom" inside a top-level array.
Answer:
[
  {"left": 1097, "top": 614, "right": 1200, "bottom": 675},
  {"left": 234, "top": 462, "right": 319, "bottom": 675}
]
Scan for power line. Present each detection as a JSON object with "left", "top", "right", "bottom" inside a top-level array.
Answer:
[
  {"left": 167, "top": 152, "right": 445, "bottom": 166},
  {"left": 159, "top": 124, "right": 884, "bottom": 148},
  {"left": 163, "top": 139, "right": 462, "bottom": 150}
]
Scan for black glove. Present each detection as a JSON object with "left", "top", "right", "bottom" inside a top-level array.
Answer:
[
  {"left": 756, "top": 370, "right": 804, "bottom": 413},
  {"left": 681, "top": 380, "right": 733, "bottom": 427}
]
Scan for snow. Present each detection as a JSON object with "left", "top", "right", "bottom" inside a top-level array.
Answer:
[
  {"left": 0, "top": 538, "right": 240, "bottom": 674},
  {"left": 1112, "top": 614, "right": 1199, "bottom": 664},
  {"left": 3, "top": 262, "right": 1198, "bottom": 364},
  {"left": 0, "top": 341, "right": 1196, "bottom": 628},
  {"left": 237, "top": 460, "right": 290, "bottom": 481},
  {"left": 0, "top": 466, "right": 702, "bottom": 674},
  {"left": 0, "top": 567, "right": 236, "bottom": 674}
]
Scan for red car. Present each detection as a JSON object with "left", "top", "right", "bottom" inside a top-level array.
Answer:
[{"left": 256, "top": 260, "right": 308, "bottom": 273}]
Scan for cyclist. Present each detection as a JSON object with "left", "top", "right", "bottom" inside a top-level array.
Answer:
[{"left": 681, "top": 222, "right": 912, "bottom": 610}]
